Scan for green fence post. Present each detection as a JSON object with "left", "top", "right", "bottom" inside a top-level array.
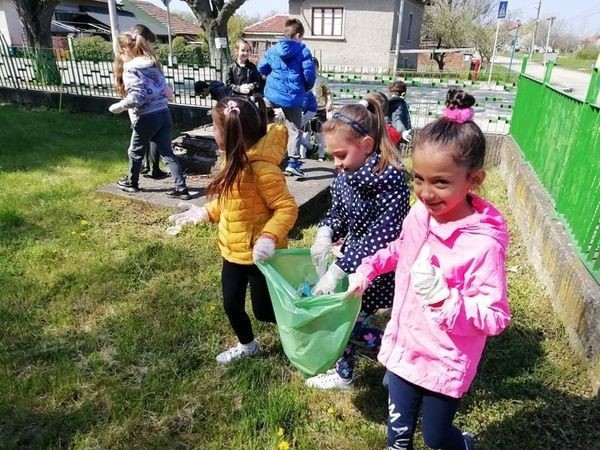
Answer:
[
  {"left": 543, "top": 61, "right": 554, "bottom": 84},
  {"left": 520, "top": 56, "right": 528, "bottom": 74},
  {"left": 585, "top": 65, "right": 599, "bottom": 105}
]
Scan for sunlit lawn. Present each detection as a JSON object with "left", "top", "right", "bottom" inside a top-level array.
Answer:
[{"left": 0, "top": 105, "right": 597, "bottom": 449}]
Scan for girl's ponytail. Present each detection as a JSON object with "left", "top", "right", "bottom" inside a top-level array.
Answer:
[
  {"left": 206, "top": 96, "right": 268, "bottom": 199},
  {"left": 362, "top": 95, "right": 402, "bottom": 173}
]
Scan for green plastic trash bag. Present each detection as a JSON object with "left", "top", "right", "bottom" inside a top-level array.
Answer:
[{"left": 256, "top": 248, "right": 361, "bottom": 377}]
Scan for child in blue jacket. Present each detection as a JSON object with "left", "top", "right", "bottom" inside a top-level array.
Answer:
[{"left": 258, "top": 18, "right": 315, "bottom": 177}]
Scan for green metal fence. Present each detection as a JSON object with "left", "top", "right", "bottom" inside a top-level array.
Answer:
[
  {"left": 0, "top": 38, "right": 220, "bottom": 108},
  {"left": 511, "top": 58, "right": 600, "bottom": 279}
]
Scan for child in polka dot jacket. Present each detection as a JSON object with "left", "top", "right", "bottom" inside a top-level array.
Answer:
[{"left": 305, "top": 97, "right": 410, "bottom": 390}]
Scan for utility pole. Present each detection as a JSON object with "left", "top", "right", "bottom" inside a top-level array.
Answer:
[
  {"left": 507, "top": 21, "right": 521, "bottom": 81},
  {"left": 545, "top": 16, "right": 555, "bottom": 52},
  {"left": 393, "top": 0, "right": 406, "bottom": 74},
  {"left": 165, "top": 0, "right": 174, "bottom": 65},
  {"left": 107, "top": 0, "right": 120, "bottom": 55},
  {"left": 529, "top": 0, "right": 542, "bottom": 59}
]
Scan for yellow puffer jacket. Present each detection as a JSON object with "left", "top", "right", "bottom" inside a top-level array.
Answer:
[{"left": 205, "top": 124, "right": 298, "bottom": 265}]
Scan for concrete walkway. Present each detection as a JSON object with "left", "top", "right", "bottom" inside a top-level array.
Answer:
[
  {"left": 494, "top": 55, "right": 593, "bottom": 100},
  {"left": 98, "top": 158, "right": 336, "bottom": 226}
]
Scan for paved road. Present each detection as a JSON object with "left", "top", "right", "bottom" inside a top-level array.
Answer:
[{"left": 494, "top": 55, "right": 593, "bottom": 100}]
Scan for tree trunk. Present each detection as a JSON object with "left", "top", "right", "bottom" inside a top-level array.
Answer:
[
  {"left": 432, "top": 52, "right": 446, "bottom": 71},
  {"left": 186, "top": 0, "right": 247, "bottom": 77},
  {"left": 14, "top": 0, "right": 61, "bottom": 85}
]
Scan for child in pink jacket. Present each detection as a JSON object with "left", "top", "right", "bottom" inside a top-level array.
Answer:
[{"left": 348, "top": 89, "right": 511, "bottom": 450}]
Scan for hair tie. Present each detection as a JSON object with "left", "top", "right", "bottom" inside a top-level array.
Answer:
[
  {"left": 358, "top": 99, "right": 369, "bottom": 108},
  {"left": 443, "top": 107, "right": 474, "bottom": 123},
  {"left": 224, "top": 100, "right": 240, "bottom": 116}
]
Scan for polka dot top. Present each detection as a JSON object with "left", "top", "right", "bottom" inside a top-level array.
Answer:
[{"left": 319, "top": 152, "right": 410, "bottom": 311}]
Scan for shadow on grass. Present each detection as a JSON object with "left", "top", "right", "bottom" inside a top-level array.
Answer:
[{"left": 352, "top": 323, "right": 599, "bottom": 449}]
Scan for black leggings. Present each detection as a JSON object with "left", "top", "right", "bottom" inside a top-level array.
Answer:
[{"left": 221, "top": 259, "right": 276, "bottom": 344}]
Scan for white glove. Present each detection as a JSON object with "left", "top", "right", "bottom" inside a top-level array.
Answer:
[
  {"left": 310, "top": 226, "right": 334, "bottom": 278},
  {"left": 253, "top": 235, "right": 276, "bottom": 262},
  {"left": 313, "top": 263, "right": 346, "bottom": 296},
  {"left": 239, "top": 83, "right": 251, "bottom": 94},
  {"left": 401, "top": 129, "right": 412, "bottom": 142},
  {"left": 168, "top": 203, "right": 209, "bottom": 227},
  {"left": 109, "top": 102, "right": 127, "bottom": 114},
  {"left": 411, "top": 246, "right": 449, "bottom": 305},
  {"left": 347, "top": 271, "right": 371, "bottom": 296}
]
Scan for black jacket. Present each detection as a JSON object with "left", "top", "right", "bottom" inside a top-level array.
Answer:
[{"left": 226, "top": 60, "right": 263, "bottom": 95}]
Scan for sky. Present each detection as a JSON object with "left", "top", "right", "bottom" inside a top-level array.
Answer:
[{"left": 157, "top": 0, "right": 599, "bottom": 37}]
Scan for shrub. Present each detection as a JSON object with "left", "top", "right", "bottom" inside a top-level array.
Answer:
[
  {"left": 73, "top": 36, "right": 114, "bottom": 62},
  {"left": 156, "top": 40, "right": 208, "bottom": 66},
  {"left": 575, "top": 46, "right": 599, "bottom": 60}
]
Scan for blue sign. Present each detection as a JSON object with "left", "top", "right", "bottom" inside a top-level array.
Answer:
[{"left": 498, "top": 1, "right": 508, "bottom": 18}]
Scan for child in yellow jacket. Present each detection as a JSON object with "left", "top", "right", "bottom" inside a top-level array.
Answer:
[{"left": 169, "top": 96, "right": 298, "bottom": 364}]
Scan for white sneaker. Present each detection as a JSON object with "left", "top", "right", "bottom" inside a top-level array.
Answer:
[
  {"left": 216, "top": 341, "right": 261, "bottom": 365},
  {"left": 306, "top": 369, "right": 353, "bottom": 390}
]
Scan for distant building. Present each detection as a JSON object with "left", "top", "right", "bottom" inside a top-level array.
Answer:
[
  {"left": 243, "top": 1, "right": 427, "bottom": 71},
  {"left": 0, "top": 0, "right": 198, "bottom": 48}
]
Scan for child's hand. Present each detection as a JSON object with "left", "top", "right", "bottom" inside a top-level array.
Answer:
[
  {"left": 411, "top": 246, "right": 449, "bottom": 305},
  {"left": 168, "top": 203, "right": 209, "bottom": 227},
  {"left": 347, "top": 272, "right": 370, "bottom": 296},
  {"left": 253, "top": 235, "right": 276, "bottom": 262},
  {"left": 313, "top": 263, "right": 346, "bottom": 296},
  {"left": 310, "top": 226, "right": 334, "bottom": 277},
  {"left": 109, "top": 102, "right": 126, "bottom": 114},
  {"left": 239, "top": 83, "right": 252, "bottom": 94}
]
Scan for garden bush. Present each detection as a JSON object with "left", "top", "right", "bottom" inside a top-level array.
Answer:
[
  {"left": 73, "top": 36, "right": 114, "bottom": 62},
  {"left": 156, "top": 38, "right": 208, "bottom": 66},
  {"left": 575, "top": 46, "right": 599, "bottom": 60}
]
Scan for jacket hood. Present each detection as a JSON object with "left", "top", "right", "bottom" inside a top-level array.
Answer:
[
  {"left": 124, "top": 56, "right": 155, "bottom": 70},
  {"left": 274, "top": 39, "right": 305, "bottom": 60},
  {"left": 345, "top": 152, "right": 407, "bottom": 194},
  {"left": 246, "top": 124, "right": 288, "bottom": 165},
  {"left": 416, "top": 194, "right": 509, "bottom": 251}
]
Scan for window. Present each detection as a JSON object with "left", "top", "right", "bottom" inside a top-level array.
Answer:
[
  {"left": 312, "top": 7, "right": 343, "bottom": 36},
  {"left": 406, "top": 13, "right": 413, "bottom": 43}
]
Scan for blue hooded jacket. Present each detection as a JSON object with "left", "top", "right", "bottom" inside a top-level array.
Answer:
[{"left": 258, "top": 39, "right": 316, "bottom": 108}]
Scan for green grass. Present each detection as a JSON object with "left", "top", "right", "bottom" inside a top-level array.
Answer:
[
  {"left": 522, "top": 53, "right": 595, "bottom": 73},
  {"left": 0, "top": 105, "right": 598, "bottom": 449}
]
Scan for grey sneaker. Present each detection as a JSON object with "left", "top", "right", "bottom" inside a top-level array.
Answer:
[{"left": 216, "top": 341, "right": 261, "bottom": 365}]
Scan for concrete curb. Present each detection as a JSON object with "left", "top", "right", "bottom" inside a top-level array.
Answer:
[{"left": 496, "top": 136, "right": 600, "bottom": 394}]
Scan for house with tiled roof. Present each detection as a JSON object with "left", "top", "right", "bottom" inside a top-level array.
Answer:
[
  {"left": 242, "top": 14, "right": 288, "bottom": 59},
  {"left": 243, "top": 1, "right": 428, "bottom": 71},
  {"left": 0, "top": 0, "right": 198, "bottom": 48}
]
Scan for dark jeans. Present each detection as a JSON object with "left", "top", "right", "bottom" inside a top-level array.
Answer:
[
  {"left": 387, "top": 372, "right": 464, "bottom": 450},
  {"left": 221, "top": 259, "right": 276, "bottom": 344},
  {"left": 128, "top": 109, "right": 185, "bottom": 188},
  {"left": 142, "top": 142, "right": 161, "bottom": 173}
]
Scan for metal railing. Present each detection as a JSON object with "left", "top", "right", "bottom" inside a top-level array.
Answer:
[
  {"left": 511, "top": 58, "right": 600, "bottom": 279},
  {"left": 0, "top": 41, "right": 516, "bottom": 135}
]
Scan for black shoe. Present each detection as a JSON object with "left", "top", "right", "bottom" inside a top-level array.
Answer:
[
  {"left": 116, "top": 177, "right": 139, "bottom": 193},
  {"left": 166, "top": 187, "right": 191, "bottom": 200},
  {"left": 143, "top": 170, "right": 170, "bottom": 180},
  {"left": 141, "top": 167, "right": 150, "bottom": 175}
]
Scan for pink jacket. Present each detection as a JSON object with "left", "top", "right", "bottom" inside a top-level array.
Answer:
[{"left": 356, "top": 195, "right": 510, "bottom": 398}]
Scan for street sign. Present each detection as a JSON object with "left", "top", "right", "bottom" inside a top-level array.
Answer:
[{"left": 498, "top": 1, "right": 508, "bottom": 19}]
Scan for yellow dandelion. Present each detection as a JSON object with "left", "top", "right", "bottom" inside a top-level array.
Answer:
[
  {"left": 276, "top": 427, "right": 284, "bottom": 438},
  {"left": 79, "top": 232, "right": 87, "bottom": 238},
  {"left": 327, "top": 407, "right": 336, "bottom": 415},
  {"left": 80, "top": 219, "right": 89, "bottom": 226},
  {"left": 70, "top": 230, "right": 76, "bottom": 235},
  {"left": 278, "top": 441, "right": 290, "bottom": 450},
  {"left": 209, "top": 305, "right": 216, "bottom": 312}
]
